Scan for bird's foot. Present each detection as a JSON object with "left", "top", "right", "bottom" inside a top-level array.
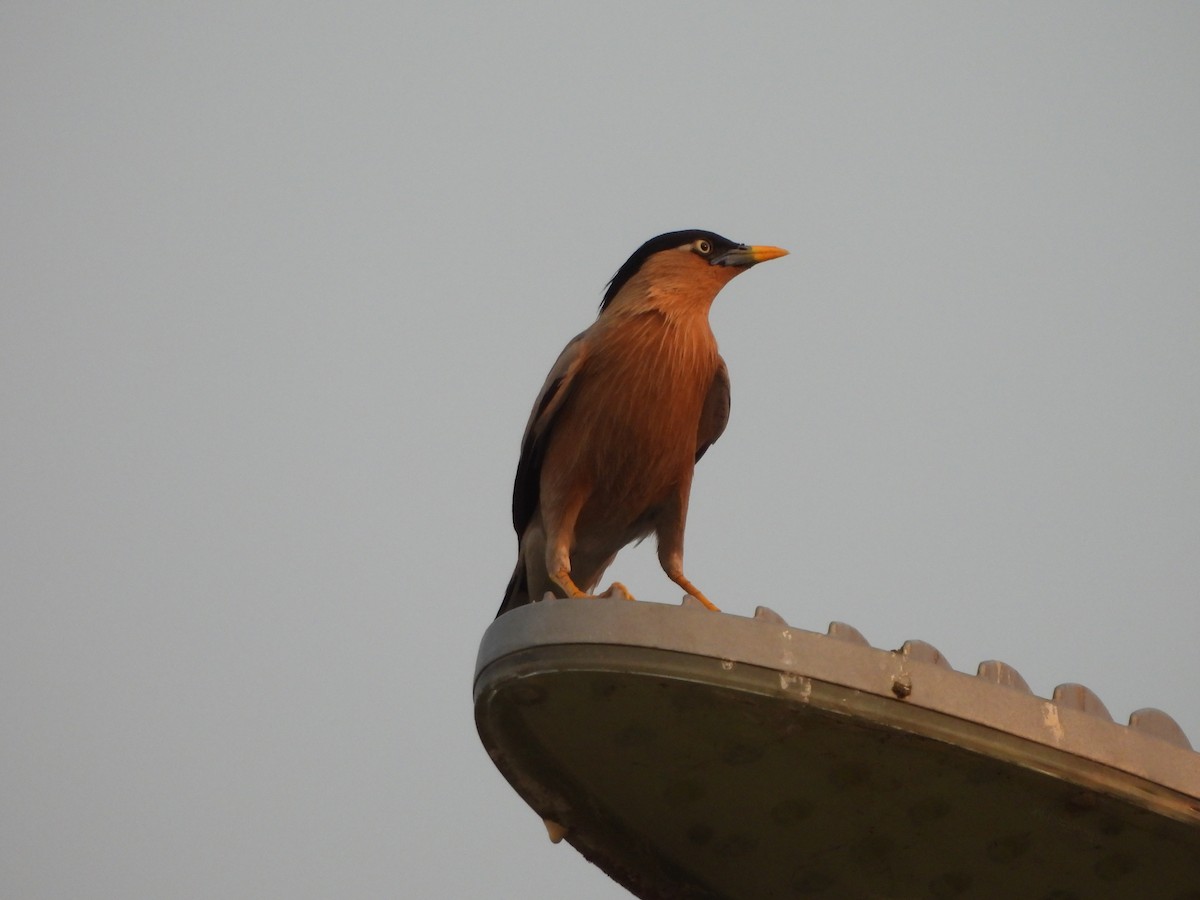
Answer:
[
  {"left": 669, "top": 574, "right": 720, "bottom": 612},
  {"left": 681, "top": 592, "right": 721, "bottom": 611},
  {"left": 598, "top": 581, "right": 635, "bottom": 601},
  {"left": 552, "top": 568, "right": 636, "bottom": 602}
]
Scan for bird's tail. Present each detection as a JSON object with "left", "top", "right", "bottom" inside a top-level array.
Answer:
[{"left": 496, "top": 560, "right": 530, "bottom": 618}]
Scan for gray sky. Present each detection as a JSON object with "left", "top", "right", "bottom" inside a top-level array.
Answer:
[{"left": 3, "top": 3, "right": 1198, "bottom": 898}]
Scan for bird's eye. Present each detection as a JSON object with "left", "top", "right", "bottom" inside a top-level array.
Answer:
[{"left": 695, "top": 240, "right": 712, "bottom": 255}]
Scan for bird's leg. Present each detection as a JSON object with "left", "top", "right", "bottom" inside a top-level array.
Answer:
[
  {"left": 544, "top": 492, "right": 588, "bottom": 598},
  {"left": 656, "top": 488, "right": 720, "bottom": 612},
  {"left": 543, "top": 494, "right": 634, "bottom": 601}
]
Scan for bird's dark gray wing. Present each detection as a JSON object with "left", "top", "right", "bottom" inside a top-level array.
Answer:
[
  {"left": 512, "top": 332, "right": 589, "bottom": 536},
  {"left": 695, "top": 355, "right": 730, "bottom": 463}
]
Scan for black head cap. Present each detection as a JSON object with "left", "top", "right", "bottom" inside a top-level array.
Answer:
[{"left": 599, "top": 230, "right": 740, "bottom": 312}]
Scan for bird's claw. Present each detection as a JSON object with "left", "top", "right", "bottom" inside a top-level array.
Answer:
[{"left": 543, "top": 818, "right": 567, "bottom": 844}]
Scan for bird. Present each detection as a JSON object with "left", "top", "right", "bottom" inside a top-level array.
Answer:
[{"left": 497, "top": 230, "right": 788, "bottom": 618}]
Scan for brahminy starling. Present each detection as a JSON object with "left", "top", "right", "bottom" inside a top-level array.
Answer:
[{"left": 498, "top": 230, "right": 787, "bottom": 617}]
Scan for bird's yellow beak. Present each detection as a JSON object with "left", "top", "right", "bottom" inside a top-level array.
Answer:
[
  {"left": 710, "top": 244, "right": 789, "bottom": 267},
  {"left": 746, "top": 245, "right": 789, "bottom": 263}
]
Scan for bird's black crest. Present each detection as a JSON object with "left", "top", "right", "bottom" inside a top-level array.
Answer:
[{"left": 599, "top": 230, "right": 739, "bottom": 312}]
